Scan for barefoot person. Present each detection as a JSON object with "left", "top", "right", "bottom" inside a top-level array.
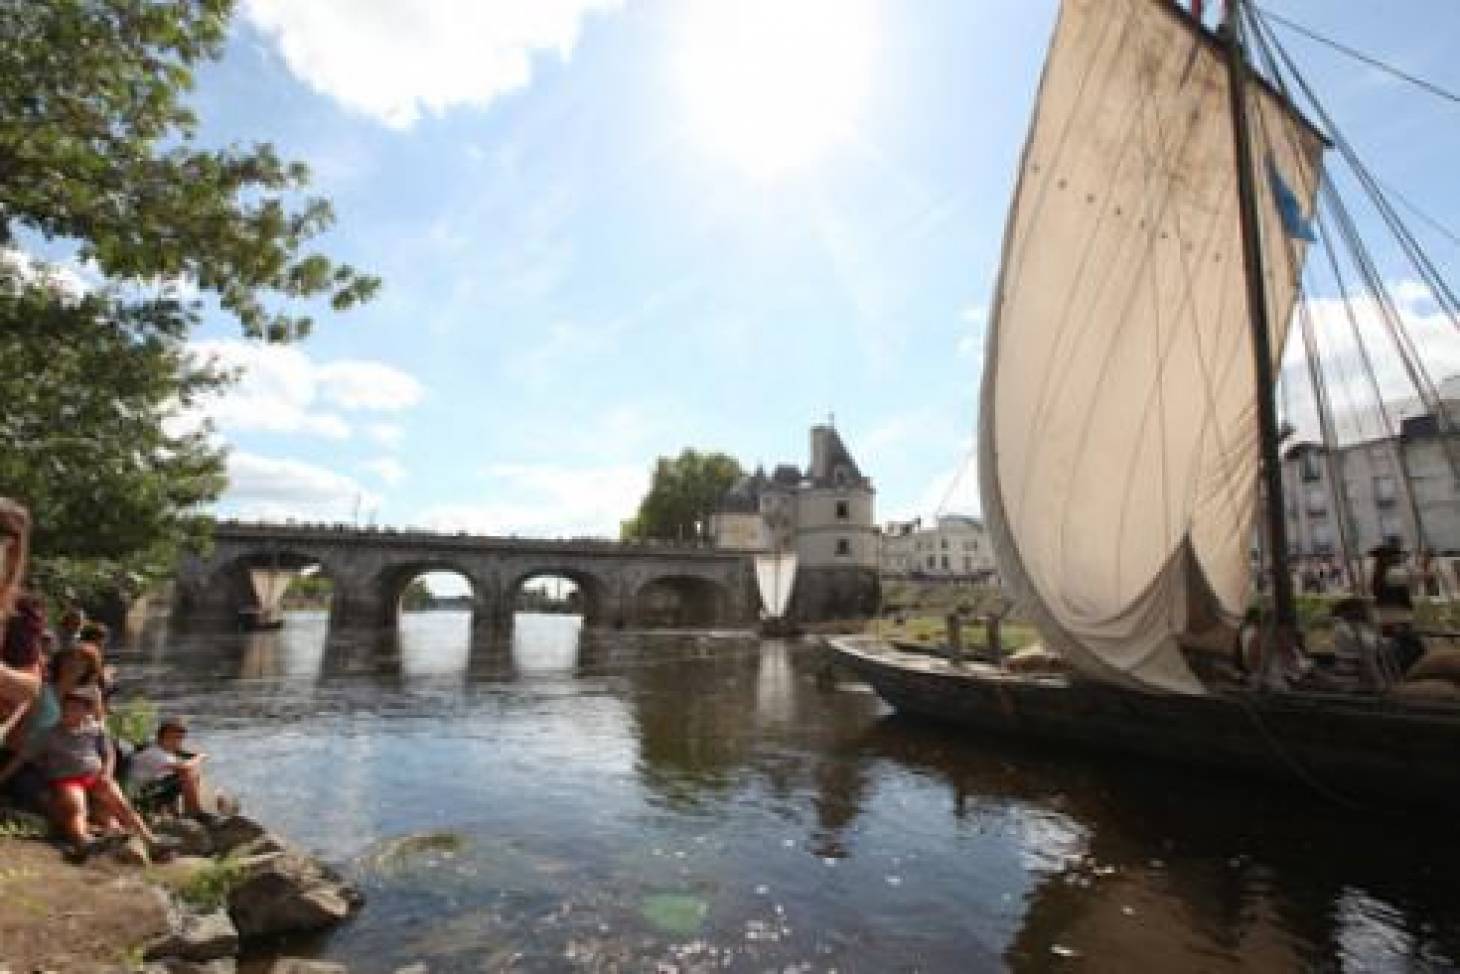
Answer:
[
  {"left": 39, "top": 686, "right": 175, "bottom": 862},
  {"left": 0, "top": 499, "right": 40, "bottom": 708},
  {"left": 129, "top": 716, "right": 211, "bottom": 816}
]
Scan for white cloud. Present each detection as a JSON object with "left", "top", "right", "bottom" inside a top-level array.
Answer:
[
  {"left": 223, "top": 452, "right": 380, "bottom": 522},
  {"left": 884, "top": 455, "right": 982, "bottom": 525},
  {"left": 363, "top": 456, "right": 408, "bottom": 486},
  {"left": 179, "top": 340, "right": 424, "bottom": 441},
  {"left": 316, "top": 360, "right": 425, "bottom": 411},
  {"left": 1, "top": 248, "right": 98, "bottom": 302},
  {"left": 957, "top": 304, "right": 987, "bottom": 358},
  {"left": 366, "top": 422, "right": 405, "bottom": 448},
  {"left": 418, "top": 462, "right": 647, "bottom": 538},
  {"left": 242, "top": 0, "right": 623, "bottom": 129},
  {"left": 1279, "top": 280, "right": 1460, "bottom": 442}
]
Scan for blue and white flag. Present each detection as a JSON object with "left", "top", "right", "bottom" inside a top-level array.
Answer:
[{"left": 1265, "top": 155, "right": 1317, "bottom": 242}]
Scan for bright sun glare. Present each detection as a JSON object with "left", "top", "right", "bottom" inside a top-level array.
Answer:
[{"left": 676, "top": 0, "right": 877, "bottom": 179}]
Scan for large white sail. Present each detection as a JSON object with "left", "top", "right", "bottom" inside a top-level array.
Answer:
[
  {"left": 755, "top": 552, "right": 798, "bottom": 619},
  {"left": 980, "top": 0, "right": 1324, "bottom": 694},
  {"left": 249, "top": 568, "right": 293, "bottom": 616}
]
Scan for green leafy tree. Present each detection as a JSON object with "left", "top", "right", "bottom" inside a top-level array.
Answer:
[
  {"left": 1, "top": 0, "right": 378, "bottom": 340},
  {"left": 400, "top": 579, "right": 434, "bottom": 611},
  {"left": 0, "top": 0, "right": 379, "bottom": 612},
  {"left": 627, "top": 450, "right": 744, "bottom": 542},
  {"left": 0, "top": 265, "right": 229, "bottom": 611}
]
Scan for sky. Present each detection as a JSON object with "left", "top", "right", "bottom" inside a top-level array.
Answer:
[{"left": 133, "top": 0, "right": 1460, "bottom": 542}]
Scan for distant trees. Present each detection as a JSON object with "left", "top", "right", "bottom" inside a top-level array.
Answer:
[
  {"left": 623, "top": 450, "right": 743, "bottom": 542},
  {"left": 400, "top": 580, "right": 434, "bottom": 611},
  {"left": 280, "top": 572, "right": 333, "bottom": 609}
]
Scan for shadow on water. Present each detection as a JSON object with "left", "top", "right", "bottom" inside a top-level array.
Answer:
[{"left": 123, "top": 617, "right": 1460, "bottom": 972}]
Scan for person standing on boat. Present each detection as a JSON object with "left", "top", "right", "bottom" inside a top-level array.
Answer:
[{"left": 1370, "top": 544, "right": 1424, "bottom": 674}]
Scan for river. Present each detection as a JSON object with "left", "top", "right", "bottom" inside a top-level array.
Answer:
[{"left": 121, "top": 611, "right": 1460, "bottom": 972}]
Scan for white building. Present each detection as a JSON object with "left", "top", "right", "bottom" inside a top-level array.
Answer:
[
  {"left": 880, "top": 514, "right": 994, "bottom": 579},
  {"left": 1279, "top": 405, "right": 1460, "bottom": 589}
]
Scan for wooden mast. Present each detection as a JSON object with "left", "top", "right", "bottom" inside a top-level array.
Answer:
[{"left": 1222, "top": 0, "right": 1299, "bottom": 636}]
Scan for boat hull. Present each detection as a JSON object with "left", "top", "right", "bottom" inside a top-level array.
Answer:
[{"left": 826, "top": 637, "right": 1460, "bottom": 808}]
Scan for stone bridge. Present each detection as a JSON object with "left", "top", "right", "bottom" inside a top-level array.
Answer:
[{"left": 173, "top": 521, "right": 757, "bottom": 636}]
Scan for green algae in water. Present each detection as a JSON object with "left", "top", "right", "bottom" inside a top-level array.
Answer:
[
  {"left": 640, "top": 892, "right": 709, "bottom": 937},
  {"left": 361, "top": 830, "right": 470, "bottom": 875}
]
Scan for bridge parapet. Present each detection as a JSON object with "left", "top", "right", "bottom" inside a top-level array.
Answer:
[
  {"left": 175, "top": 521, "right": 757, "bottom": 636},
  {"left": 211, "top": 519, "right": 754, "bottom": 558}
]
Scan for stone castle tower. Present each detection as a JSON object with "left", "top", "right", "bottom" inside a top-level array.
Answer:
[{"left": 711, "top": 424, "right": 879, "bottom": 621}]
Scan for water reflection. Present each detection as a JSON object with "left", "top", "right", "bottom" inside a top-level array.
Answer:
[{"left": 121, "top": 613, "right": 1460, "bottom": 972}]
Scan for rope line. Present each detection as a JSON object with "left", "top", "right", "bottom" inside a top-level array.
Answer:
[{"left": 1255, "top": 5, "right": 1460, "bottom": 105}]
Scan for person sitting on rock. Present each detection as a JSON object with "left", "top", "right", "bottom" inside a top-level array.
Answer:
[
  {"left": 0, "top": 501, "right": 41, "bottom": 711},
  {"left": 0, "top": 599, "right": 60, "bottom": 813},
  {"left": 51, "top": 620, "right": 108, "bottom": 716},
  {"left": 53, "top": 606, "right": 84, "bottom": 654},
  {"left": 38, "top": 686, "right": 176, "bottom": 863},
  {"left": 128, "top": 716, "right": 210, "bottom": 817}
]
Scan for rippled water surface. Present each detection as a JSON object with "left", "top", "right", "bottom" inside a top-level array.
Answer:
[{"left": 123, "top": 611, "right": 1460, "bottom": 972}]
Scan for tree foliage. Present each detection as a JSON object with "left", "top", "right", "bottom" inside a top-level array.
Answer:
[
  {"left": 1, "top": 0, "right": 379, "bottom": 340},
  {"left": 0, "top": 1, "right": 379, "bottom": 611},
  {"left": 400, "top": 579, "right": 434, "bottom": 611},
  {"left": 0, "top": 261, "right": 229, "bottom": 607},
  {"left": 625, "top": 450, "right": 743, "bottom": 542}
]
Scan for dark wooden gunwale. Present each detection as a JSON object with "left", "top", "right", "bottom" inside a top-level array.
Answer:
[{"left": 825, "top": 637, "right": 1460, "bottom": 808}]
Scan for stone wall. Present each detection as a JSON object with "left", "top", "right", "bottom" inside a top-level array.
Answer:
[{"left": 791, "top": 565, "right": 880, "bottom": 622}]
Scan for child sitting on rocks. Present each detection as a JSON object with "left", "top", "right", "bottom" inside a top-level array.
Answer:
[
  {"left": 38, "top": 686, "right": 177, "bottom": 863},
  {"left": 128, "top": 715, "right": 211, "bottom": 817}
]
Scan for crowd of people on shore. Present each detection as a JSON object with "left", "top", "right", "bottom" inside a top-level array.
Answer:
[{"left": 0, "top": 498, "right": 212, "bottom": 863}]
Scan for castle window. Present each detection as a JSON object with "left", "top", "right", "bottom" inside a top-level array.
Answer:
[
  {"left": 835, "top": 500, "right": 849, "bottom": 520},
  {"left": 835, "top": 538, "right": 851, "bottom": 557},
  {"left": 834, "top": 467, "right": 849, "bottom": 486},
  {"left": 1299, "top": 450, "right": 1322, "bottom": 482}
]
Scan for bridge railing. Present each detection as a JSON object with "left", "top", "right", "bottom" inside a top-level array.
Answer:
[{"left": 209, "top": 518, "right": 745, "bottom": 554}]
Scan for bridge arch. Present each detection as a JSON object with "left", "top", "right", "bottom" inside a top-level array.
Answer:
[
  {"left": 187, "top": 547, "right": 350, "bottom": 630},
  {"left": 632, "top": 574, "right": 730, "bottom": 629},
  {"left": 375, "top": 560, "right": 489, "bottom": 631},
  {"left": 505, "top": 567, "right": 609, "bottom": 626}
]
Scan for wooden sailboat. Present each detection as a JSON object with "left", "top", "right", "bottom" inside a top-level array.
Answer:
[{"left": 827, "top": 0, "right": 1460, "bottom": 806}]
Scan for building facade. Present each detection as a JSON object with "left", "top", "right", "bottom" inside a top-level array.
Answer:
[
  {"left": 880, "top": 514, "right": 994, "bottom": 579},
  {"left": 711, "top": 425, "right": 878, "bottom": 620},
  {"left": 1280, "top": 408, "right": 1460, "bottom": 586}
]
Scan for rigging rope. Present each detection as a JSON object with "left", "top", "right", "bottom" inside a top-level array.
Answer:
[
  {"left": 1254, "top": 6, "right": 1460, "bottom": 106},
  {"left": 1250, "top": 10, "right": 1460, "bottom": 490},
  {"left": 1247, "top": 6, "right": 1459, "bottom": 599},
  {"left": 1241, "top": 8, "right": 1363, "bottom": 589}
]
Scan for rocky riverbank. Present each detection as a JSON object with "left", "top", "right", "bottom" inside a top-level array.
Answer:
[{"left": 0, "top": 810, "right": 401, "bottom": 974}]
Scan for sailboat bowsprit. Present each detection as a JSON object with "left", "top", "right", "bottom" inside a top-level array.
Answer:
[{"left": 828, "top": 0, "right": 1460, "bottom": 807}]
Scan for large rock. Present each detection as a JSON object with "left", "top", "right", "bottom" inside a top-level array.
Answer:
[
  {"left": 265, "top": 960, "right": 350, "bottom": 973},
  {"left": 109, "top": 834, "right": 152, "bottom": 867},
  {"left": 156, "top": 817, "right": 215, "bottom": 857},
  {"left": 204, "top": 814, "right": 269, "bottom": 855},
  {"left": 141, "top": 955, "right": 239, "bottom": 973},
  {"left": 144, "top": 908, "right": 239, "bottom": 963},
  {"left": 227, "top": 850, "right": 363, "bottom": 938}
]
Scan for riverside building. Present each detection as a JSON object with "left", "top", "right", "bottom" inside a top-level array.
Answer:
[{"left": 710, "top": 424, "right": 879, "bottom": 620}]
